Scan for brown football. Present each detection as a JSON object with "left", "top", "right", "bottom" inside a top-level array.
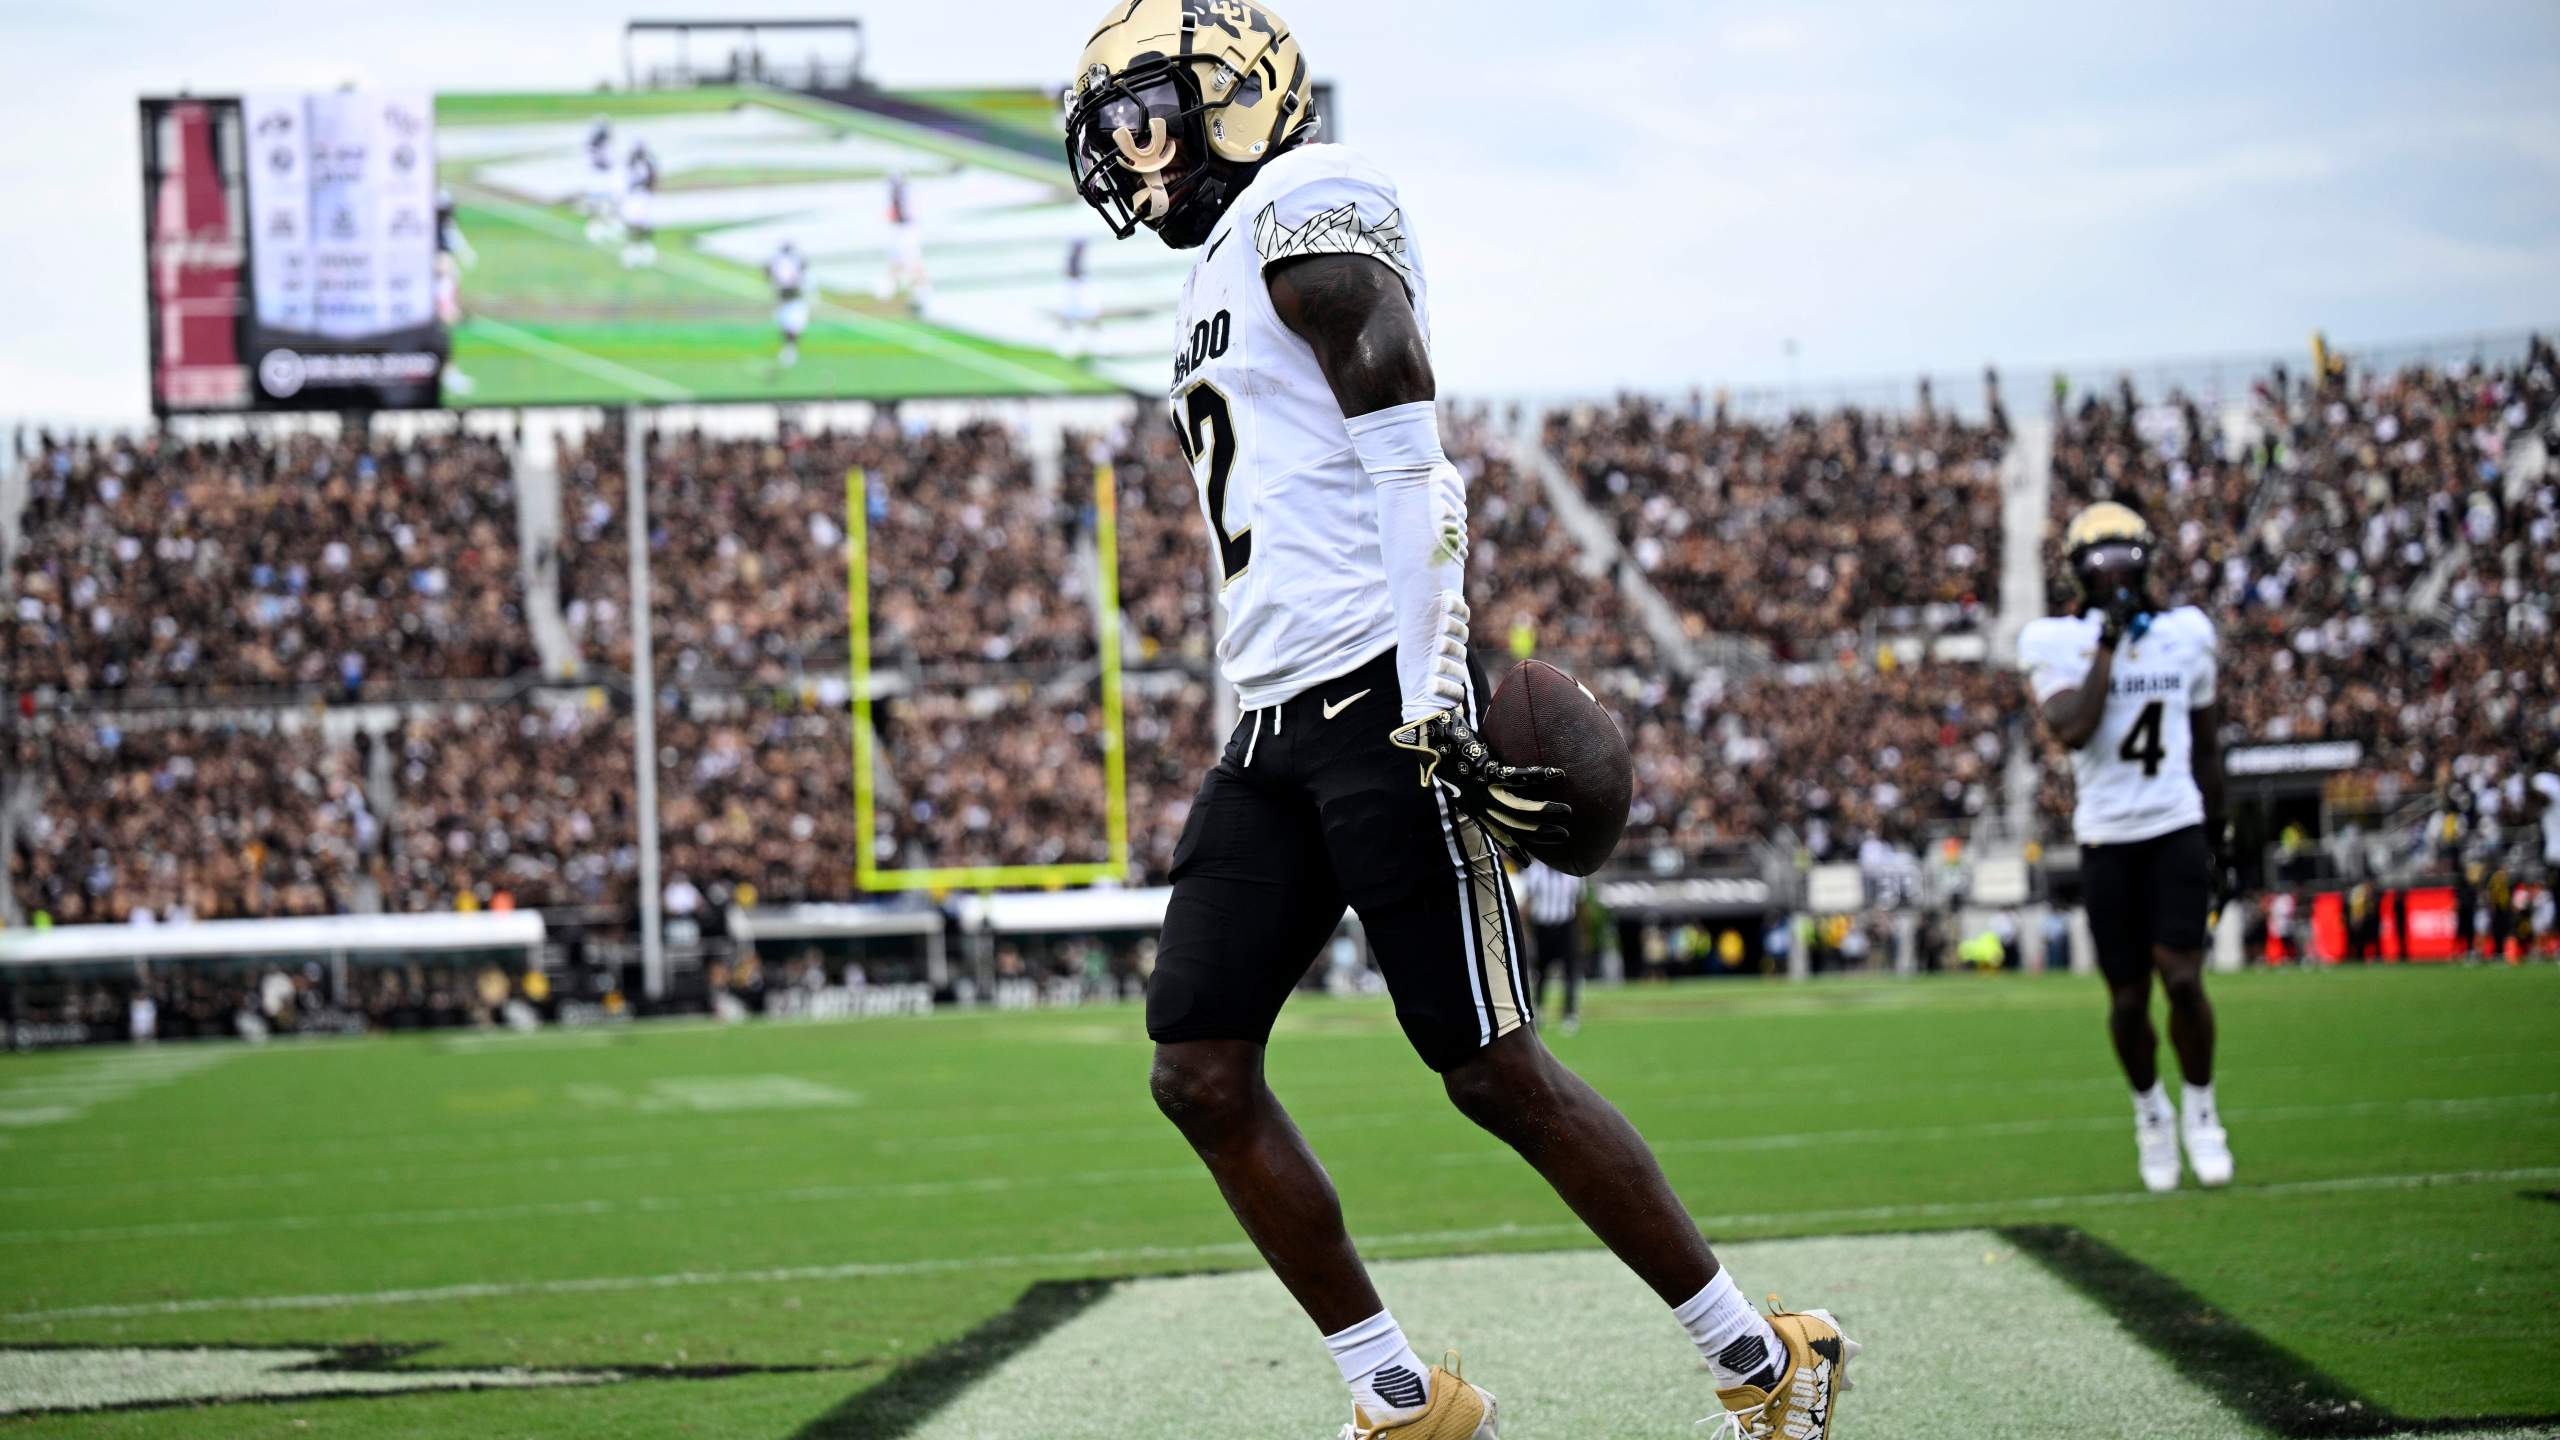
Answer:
[{"left": 1479, "top": 660, "right": 1632, "bottom": 876}]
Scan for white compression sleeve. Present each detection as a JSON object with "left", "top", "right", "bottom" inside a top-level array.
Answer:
[{"left": 1346, "top": 400, "right": 1471, "bottom": 723}]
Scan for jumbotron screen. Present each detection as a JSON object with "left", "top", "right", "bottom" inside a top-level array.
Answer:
[{"left": 142, "top": 84, "right": 1224, "bottom": 412}]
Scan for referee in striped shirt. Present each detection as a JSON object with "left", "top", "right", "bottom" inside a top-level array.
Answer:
[{"left": 1518, "top": 858, "right": 1585, "bottom": 1034}]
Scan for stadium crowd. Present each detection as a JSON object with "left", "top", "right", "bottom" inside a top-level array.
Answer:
[
  {"left": 1064, "top": 419, "right": 1216, "bottom": 667},
  {"left": 384, "top": 701, "right": 638, "bottom": 912},
  {"left": 9, "top": 345, "right": 2556, "bottom": 943},
  {"left": 9, "top": 718, "right": 373, "bottom": 925},
  {"left": 1545, "top": 387, "right": 2007, "bottom": 658},
  {"left": 10, "top": 431, "right": 531, "bottom": 696},
  {"left": 1618, "top": 660, "right": 2014, "bottom": 861},
  {"left": 2040, "top": 340, "right": 2560, "bottom": 848},
  {"left": 558, "top": 418, "right": 1090, "bottom": 681}
]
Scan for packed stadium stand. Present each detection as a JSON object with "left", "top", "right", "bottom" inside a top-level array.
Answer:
[
  {"left": 385, "top": 702, "right": 637, "bottom": 912},
  {"left": 11, "top": 432, "right": 532, "bottom": 696},
  {"left": 556, "top": 420, "right": 1089, "bottom": 680},
  {"left": 2036, "top": 340, "right": 2560, "bottom": 847},
  {"left": 7, "top": 334, "right": 2557, "bottom": 1034},
  {"left": 1544, "top": 387, "right": 2008, "bottom": 660},
  {"left": 1063, "top": 420, "right": 1215, "bottom": 668},
  {"left": 1619, "top": 661, "right": 2013, "bottom": 862},
  {"left": 13, "top": 717, "right": 373, "bottom": 923}
]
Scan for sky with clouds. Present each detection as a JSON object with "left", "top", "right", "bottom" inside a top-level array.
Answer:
[{"left": 3, "top": 0, "right": 2556, "bottom": 421}]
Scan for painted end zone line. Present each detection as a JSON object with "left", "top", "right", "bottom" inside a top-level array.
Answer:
[
  {"left": 10, "top": 1164, "right": 2554, "bottom": 1326},
  {"left": 466, "top": 316, "right": 693, "bottom": 402}
]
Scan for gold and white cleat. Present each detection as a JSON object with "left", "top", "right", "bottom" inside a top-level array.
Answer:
[
  {"left": 1706, "top": 1304, "right": 1858, "bottom": 1440},
  {"left": 1339, "top": 1354, "right": 1497, "bottom": 1440}
]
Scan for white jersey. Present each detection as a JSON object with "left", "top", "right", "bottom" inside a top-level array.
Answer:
[
  {"left": 1167, "top": 143, "right": 1431, "bottom": 711},
  {"left": 2019, "top": 606, "right": 2218, "bottom": 846},
  {"left": 2534, "top": 771, "right": 2560, "bottom": 864}
]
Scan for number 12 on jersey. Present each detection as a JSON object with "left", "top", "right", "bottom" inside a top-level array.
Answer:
[{"left": 1173, "top": 382, "right": 1250, "bottom": 586}]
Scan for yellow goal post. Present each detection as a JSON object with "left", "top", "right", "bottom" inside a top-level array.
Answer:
[{"left": 842, "top": 462, "right": 1131, "bottom": 892}]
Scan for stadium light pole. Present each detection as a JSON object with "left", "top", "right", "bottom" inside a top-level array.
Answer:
[{"left": 626, "top": 406, "right": 666, "bottom": 1002}]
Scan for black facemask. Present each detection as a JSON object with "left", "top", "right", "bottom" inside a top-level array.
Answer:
[
  {"left": 1065, "top": 57, "right": 1299, "bottom": 250},
  {"left": 2073, "top": 540, "right": 2155, "bottom": 634}
]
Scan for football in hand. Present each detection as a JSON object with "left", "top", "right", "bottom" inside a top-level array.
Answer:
[{"left": 1478, "top": 660, "right": 1632, "bottom": 876}]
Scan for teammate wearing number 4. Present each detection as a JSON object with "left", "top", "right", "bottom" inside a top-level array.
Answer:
[
  {"left": 1066, "top": 4, "right": 1855, "bottom": 1436},
  {"left": 2021, "top": 502, "right": 2236, "bottom": 1194}
]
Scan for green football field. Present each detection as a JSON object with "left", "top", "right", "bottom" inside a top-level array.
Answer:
[{"left": 3, "top": 967, "right": 2555, "bottom": 1438}]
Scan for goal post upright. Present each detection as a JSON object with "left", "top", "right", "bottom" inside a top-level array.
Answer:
[
  {"left": 845, "top": 464, "right": 881, "bottom": 893},
  {"left": 1093, "top": 462, "right": 1133, "bottom": 879},
  {"left": 846, "top": 460, "right": 1133, "bottom": 894}
]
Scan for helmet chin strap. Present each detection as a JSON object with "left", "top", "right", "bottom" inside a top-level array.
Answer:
[{"left": 1112, "top": 118, "right": 1176, "bottom": 225}]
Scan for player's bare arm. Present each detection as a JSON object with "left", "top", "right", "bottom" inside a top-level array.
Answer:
[
  {"left": 1266, "top": 252, "right": 1433, "bottom": 415},
  {"left": 2041, "top": 638, "right": 2116, "bottom": 749},
  {"left": 1269, "top": 249, "right": 1572, "bottom": 854},
  {"left": 2190, "top": 700, "right": 2226, "bottom": 824}
]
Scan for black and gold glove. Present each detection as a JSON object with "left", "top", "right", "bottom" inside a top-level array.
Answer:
[
  {"left": 1388, "top": 709, "right": 1572, "bottom": 856},
  {"left": 2206, "top": 815, "right": 2240, "bottom": 914}
]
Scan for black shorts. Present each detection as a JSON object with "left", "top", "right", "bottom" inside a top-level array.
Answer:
[
  {"left": 2079, "top": 824, "right": 2212, "bottom": 985},
  {"left": 1149, "top": 649, "right": 1532, "bottom": 1072}
]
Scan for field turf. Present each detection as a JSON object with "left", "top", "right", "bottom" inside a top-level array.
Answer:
[{"left": 2, "top": 966, "right": 2554, "bottom": 1437}]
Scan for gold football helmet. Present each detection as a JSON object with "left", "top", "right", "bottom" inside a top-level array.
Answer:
[
  {"left": 1065, "top": 0, "right": 1317, "bottom": 248},
  {"left": 2061, "top": 500, "right": 2156, "bottom": 605}
]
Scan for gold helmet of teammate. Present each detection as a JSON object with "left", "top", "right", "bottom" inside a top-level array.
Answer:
[
  {"left": 2061, "top": 500, "right": 2156, "bottom": 606},
  {"left": 1065, "top": 0, "right": 1318, "bottom": 249}
]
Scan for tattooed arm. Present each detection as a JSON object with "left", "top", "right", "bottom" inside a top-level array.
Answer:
[
  {"left": 1268, "top": 255, "right": 1471, "bottom": 733},
  {"left": 1266, "top": 253, "right": 1434, "bottom": 417}
]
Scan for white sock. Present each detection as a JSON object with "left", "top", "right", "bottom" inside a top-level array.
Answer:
[
  {"left": 1674, "top": 1270, "right": 1784, "bottom": 1390},
  {"left": 1324, "top": 1310, "right": 1431, "bottom": 1422},
  {"left": 2133, "top": 1081, "right": 2174, "bottom": 1126},
  {"left": 2181, "top": 1081, "right": 2218, "bottom": 1129}
]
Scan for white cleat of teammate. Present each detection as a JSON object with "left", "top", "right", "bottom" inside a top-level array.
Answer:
[
  {"left": 2135, "top": 1109, "right": 2181, "bottom": 1193},
  {"left": 2181, "top": 1087, "right": 2234, "bottom": 1187}
]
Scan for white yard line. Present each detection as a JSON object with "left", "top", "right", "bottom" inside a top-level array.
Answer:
[
  {"left": 0, "top": 1051, "right": 233, "bottom": 1132},
  {"left": 6, "top": 1089, "right": 2551, "bottom": 1208},
  {"left": 10, "top": 1163, "right": 2555, "bottom": 1324},
  {"left": 0, "top": 1164, "right": 1206, "bottom": 1245},
  {"left": 464, "top": 315, "right": 694, "bottom": 401}
]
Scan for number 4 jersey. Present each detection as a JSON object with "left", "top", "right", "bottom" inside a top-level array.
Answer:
[
  {"left": 2019, "top": 606, "right": 2218, "bottom": 845},
  {"left": 1166, "top": 142, "right": 1431, "bottom": 712}
]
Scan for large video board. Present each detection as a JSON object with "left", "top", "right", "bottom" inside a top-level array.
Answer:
[
  {"left": 146, "top": 84, "right": 1213, "bottom": 411},
  {"left": 143, "top": 93, "right": 445, "bottom": 413}
]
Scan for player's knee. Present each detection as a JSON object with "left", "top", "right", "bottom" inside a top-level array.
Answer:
[
  {"left": 2106, "top": 983, "right": 2150, "bottom": 1024},
  {"left": 2157, "top": 958, "right": 2207, "bottom": 1007},
  {"left": 1148, "top": 1047, "right": 1254, "bottom": 1132},
  {"left": 1441, "top": 1035, "right": 1553, "bottom": 1131}
]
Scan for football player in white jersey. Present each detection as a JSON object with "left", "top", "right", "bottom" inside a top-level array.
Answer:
[
  {"left": 1066, "top": 5, "right": 1854, "bottom": 1436},
  {"left": 766, "top": 241, "right": 809, "bottom": 371},
  {"left": 2020, "top": 502, "right": 2235, "bottom": 1194}
]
